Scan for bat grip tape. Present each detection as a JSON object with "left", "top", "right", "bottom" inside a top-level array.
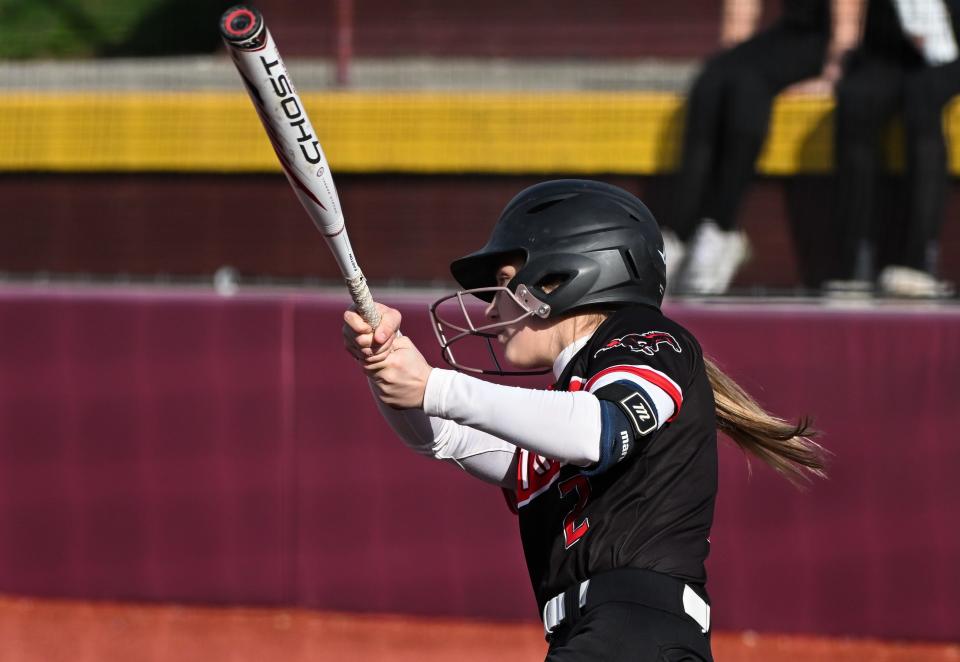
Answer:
[{"left": 346, "top": 273, "right": 381, "bottom": 329}]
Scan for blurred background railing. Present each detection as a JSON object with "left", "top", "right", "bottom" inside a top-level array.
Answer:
[{"left": 1, "top": 0, "right": 958, "bottom": 293}]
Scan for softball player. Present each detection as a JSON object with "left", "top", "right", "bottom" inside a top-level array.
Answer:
[{"left": 343, "top": 180, "right": 825, "bottom": 661}]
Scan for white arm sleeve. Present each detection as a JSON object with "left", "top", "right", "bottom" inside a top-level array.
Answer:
[
  {"left": 423, "top": 369, "right": 604, "bottom": 466},
  {"left": 369, "top": 381, "right": 517, "bottom": 488}
]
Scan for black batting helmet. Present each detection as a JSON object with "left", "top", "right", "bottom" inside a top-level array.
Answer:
[{"left": 450, "top": 179, "right": 666, "bottom": 314}]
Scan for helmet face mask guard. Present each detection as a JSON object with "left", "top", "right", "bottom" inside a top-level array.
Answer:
[
  {"left": 430, "top": 284, "right": 553, "bottom": 376},
  {"left": 429, "top": 179, "right": 666, "bottom": 376}
]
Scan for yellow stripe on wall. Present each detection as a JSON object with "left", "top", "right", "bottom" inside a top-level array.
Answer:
[{"left": 0, "top": 91, "right": 958, "bottom": 174}]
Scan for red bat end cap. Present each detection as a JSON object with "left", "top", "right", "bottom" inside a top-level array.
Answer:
[{"left": 219, "top": 5, "right": 263, "bottom": 42}]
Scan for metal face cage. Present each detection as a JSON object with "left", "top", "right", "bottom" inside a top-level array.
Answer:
[{"left": 428, "top": 284, "right": 552, "bottom": 376}]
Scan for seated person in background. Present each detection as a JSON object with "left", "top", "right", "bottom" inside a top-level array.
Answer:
[
  {"left": 667, "top": 0, "right": 863, "bottom": 295},
  {"left": 828, "top": 0, "right": 960, "bottom": 297}
]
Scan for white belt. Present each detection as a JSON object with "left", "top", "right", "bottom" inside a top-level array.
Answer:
[
  {"left": 542, "top": 579, "right": 711, "bottom": 637},
  {"left": 682, "top": 584, "right": 711, "bottom": 633},
  {"left": 542, "top": 579, "right": 590, "bottom": 637}
]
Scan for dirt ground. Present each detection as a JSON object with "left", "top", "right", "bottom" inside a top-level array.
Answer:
[{"left": 0, "top": 596, "right": 957, "bottom": 662}]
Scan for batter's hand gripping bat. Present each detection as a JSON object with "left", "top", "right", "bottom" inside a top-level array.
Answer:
[{"left": 219, "top": 5, "right": 381, "bottom": 328}]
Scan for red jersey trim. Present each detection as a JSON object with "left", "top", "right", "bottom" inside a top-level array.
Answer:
[
  {"left": 582, "top": 364, "right": 683, "bottom": 421},
  {"left": 515, "top": 448, "right": 564, "bottom": 508}
]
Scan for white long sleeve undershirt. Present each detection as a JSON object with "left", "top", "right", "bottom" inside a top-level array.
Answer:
[
  {"left": 422, "top": 368, "right": 602, "bottom": 466},
  {"left": 371, "top": 384, "right": 518, "bottom": 487},
  {"left": 372, "top": 336, "right": 675, "bottom": 487}
]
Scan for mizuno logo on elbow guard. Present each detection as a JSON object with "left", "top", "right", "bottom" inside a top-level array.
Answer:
[
  {"left": 631, "top": 403, "right": 651, "bottom": 420},
  {"left": 619, "top": 391, "right": 658, "bottom": 436}
]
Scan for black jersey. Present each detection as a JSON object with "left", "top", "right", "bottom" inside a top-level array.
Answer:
[{"left": 513, "top": 305, "right": 718, "bottom": 612}]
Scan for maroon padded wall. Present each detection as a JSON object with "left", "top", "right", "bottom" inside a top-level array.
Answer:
[
  {"left": 1, "top": 286, "right": 958, "bottom": 640},
  {"left": 3, "top": 174, "right": 959, "bottom": 291}
]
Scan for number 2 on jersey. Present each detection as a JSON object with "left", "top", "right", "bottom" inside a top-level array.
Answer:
[{"left": 558, "top": 475, "right": 591, "bottom": 549}]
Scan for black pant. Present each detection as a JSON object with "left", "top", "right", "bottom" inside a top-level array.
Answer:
[
  {"left": 834, "top": 48, "right": 960, "bottom": 278},
  {"left": 543, "top": 569, "right": 712, "bottom": 662},
  {"left": 673, "top": 20, "right": 827, "bottom": 239},
  {"left": 545, "top": 601, "right": 712, "bottom": 661}
]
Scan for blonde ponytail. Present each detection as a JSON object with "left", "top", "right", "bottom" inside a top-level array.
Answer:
[
  {"left": 705, "top": 357, "right": 828, "bottom": 486},
  {"left": 565, "top": 309, "right": 827, "bottom": 485}
]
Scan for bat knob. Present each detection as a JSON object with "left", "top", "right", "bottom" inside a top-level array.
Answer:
[{"left": 220, "top": 5, "right": 263, "bottom": 43}]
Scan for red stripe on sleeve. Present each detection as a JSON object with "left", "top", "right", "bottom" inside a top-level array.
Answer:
[{"left": 583, "top": 365, "right": 683, "bottom": 420}]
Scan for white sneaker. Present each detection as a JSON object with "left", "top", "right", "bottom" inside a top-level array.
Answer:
[
  {"left": 878, "top": 266, "right": 954, "bottom": 298},
  {"left": 661, "top": 229, "right": 686, "bottom": 291},
  {"left": 679, "top": 220, "right": 750, "bottom": 295}
]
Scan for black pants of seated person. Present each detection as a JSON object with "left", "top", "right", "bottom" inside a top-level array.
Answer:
[
  {"left": 672, "top": 19, "right": 827, "bottom": 241},
  {"left": 833, "top": 47, "right": 960, "bottom": 280}
]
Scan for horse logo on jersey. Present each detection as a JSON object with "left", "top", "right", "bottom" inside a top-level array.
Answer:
[{"left": 593, "top": 331, "right": 681, "bottom": 358}]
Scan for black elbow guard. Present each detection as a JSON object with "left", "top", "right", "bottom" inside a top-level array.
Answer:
[{"left": 586, "top": 382, "right": 661, "bottom": 476}]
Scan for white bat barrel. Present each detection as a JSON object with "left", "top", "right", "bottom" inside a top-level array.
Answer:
[{"left": 220, "top": 5, "right": 380, "bottom": 328}]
